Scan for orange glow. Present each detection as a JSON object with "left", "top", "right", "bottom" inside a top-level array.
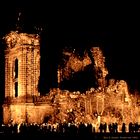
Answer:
[
  {"left": 2, "top": 31, "right": 140, "bottom": 133},
  {"left": 90, "top": 47, "right": 108, "bottom": 88},
  {"left": 61, "top": 50, "right": 92, "bottom": 80}
]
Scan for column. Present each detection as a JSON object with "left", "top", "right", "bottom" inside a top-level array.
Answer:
[{"left": 5, "top": 56, "right": 10, "bottom": 97}]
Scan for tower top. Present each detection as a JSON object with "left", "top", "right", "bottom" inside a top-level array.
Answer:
[
  {"left": 16, "top": 11, "right": 22, "bottom": 31},
  {"left": 4, "top": 31, "right": 40, "bottom": 49}
]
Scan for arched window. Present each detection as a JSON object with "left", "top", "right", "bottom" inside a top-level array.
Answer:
[
  {"left": 15, "top": 58, "right": 18, "bottom": 78},
  {"left": 14, "top": 58, "right": 18, "bottom": 97}
]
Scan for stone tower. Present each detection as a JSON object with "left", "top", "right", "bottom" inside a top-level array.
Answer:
[
  {"left": 4, "top": 31, "right": 40, "bottom": 98},
  {"left": 3, "top": 31, "right": 40, "bottom": 124}
]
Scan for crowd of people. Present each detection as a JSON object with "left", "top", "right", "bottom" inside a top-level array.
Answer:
[{"left": 0, "top": 122, "right": 140, "bottom": 136}]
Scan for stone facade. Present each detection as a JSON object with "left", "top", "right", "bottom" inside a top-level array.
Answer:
[
  {"left": 3, "top": 31, "right": 53, "bottom": 124},
  {"left": 3, "top": 31, "right": 137, "bottom": 125},
  {"left": 3, "top": 103, "right": 54, "bottom": 124}
]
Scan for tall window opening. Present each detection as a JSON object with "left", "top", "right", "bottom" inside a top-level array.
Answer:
[
  {"left": 14, "top": 58, "right": 18, "bottom": 97},
  {"left": 15, "top": 58, "right": 18, "bottom": 78},
  {"left": 15, "top": 82, "right": 18, "bottom": 97}
]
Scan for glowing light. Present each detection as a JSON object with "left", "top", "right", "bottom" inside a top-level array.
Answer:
[
  {"left": 2, "top": 31, "right": 140, "bottom": 133},
  {"left": 61, "top": 49, "right": 92, "bottom": 80}
]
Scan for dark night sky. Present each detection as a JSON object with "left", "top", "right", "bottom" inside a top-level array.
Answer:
[{"left": 0, "top": 2, "right": 140, "bottom": 106}]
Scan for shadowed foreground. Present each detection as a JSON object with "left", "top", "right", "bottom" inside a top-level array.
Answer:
[
  {"left": 1, "top": 122, "right": 140, "bottom": 139},
  {"left": 0, "top": 132, "right": 140, "bottom": 140}
]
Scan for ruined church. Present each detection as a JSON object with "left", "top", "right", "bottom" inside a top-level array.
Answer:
[{"left": 2, "top": 29, "right": 138, "bottom": 127}]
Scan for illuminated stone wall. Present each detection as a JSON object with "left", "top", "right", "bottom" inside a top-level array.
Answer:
[
  {"left": 3, "top": 103, "right": 54, "bottom": 124},
  {"left": 3, "top": 31, "right": 41, "bottom": 124},
  {"left": 3, "top": 31, "right": 140, "bottom": 126},
  {"left": 4, "top": 31, "right": 40, "bottom": 98},
  {"left": 90, "top": 47, "right": 108, "bottom": 88}
]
